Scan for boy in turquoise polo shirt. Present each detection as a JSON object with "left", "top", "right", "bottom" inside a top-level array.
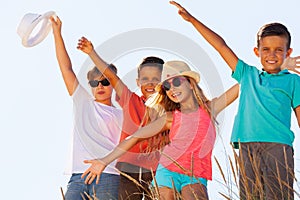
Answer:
[{"left": 170, "top": 1, "right": 300, "bottom": 199}]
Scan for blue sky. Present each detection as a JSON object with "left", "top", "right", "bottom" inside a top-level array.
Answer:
[{"left": 1, "top": 0, "right": 300, "bottom": 199}]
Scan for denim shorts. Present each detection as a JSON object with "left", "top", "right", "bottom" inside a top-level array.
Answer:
[
  {"left": 65, "top": 173, "right": 120, "bottom": 200},
  {"left": 153, "top": 164, "right": 207, "bottom": 193}
]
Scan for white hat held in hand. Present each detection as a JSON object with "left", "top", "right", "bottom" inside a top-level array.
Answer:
[{"left": 17, "top": 11, "right": 56, "bottom": 47}]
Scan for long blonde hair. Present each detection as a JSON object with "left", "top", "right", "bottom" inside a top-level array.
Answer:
[
  {"left": 148, "top": 76, "right": 213, "bottom": 120},
  {"left": 142, "top": 76, "right": 216, "bottom": 153}
]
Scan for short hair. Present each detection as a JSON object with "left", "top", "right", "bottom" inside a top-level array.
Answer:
[
  {"left": 87, "top": 64, "right": 117, "bottom": 81},
  {"left": 137, "top": 56, "right": 164, "bottom": 77},
  {"left": 256, "top": 22, "right": 291, "bottom": 49}
]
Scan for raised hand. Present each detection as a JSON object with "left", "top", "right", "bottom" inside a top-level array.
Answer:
[
  {"left": 50, "top": 16, "right": 61, "bottom": 34},
  {"left": 81, "top": 159, "right": 106, "bottom": 184},
  {"left": 281, "top": 56, "right": 300, "bottom": 74},
  {"left": 169, "top": 1, "right": 193, "bottom": 22},
  {"left": 77, "top": 36, "right": 94, "bottom": 55}
]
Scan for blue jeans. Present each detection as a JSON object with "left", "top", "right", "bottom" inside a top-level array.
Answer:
[{"left": 65, "top": 173, "right": 120, "bottom": 200}]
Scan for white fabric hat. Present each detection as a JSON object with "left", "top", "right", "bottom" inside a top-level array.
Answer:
[
  {"left": 155, "top": 60, "right": 200, "bottom": 91},
  {"left": 17, "top": 11, "right": 56, "bottom": 47}
]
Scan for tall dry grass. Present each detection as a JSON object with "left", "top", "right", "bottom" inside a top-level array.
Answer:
[
  {"left": 60, "top": 146, "right": 299, "bottom": 200},
  {"left": 214, "top": 145, "right": 299, "bottom": 200}
]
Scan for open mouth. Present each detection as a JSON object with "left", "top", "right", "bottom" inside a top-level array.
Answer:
[
  {"left": 145, "top": 88, "right": 155, "bottom": 93},
  {"left": 171, "top": 92, "right": 181, "bottom": 98},
  {"left": 266, "top": 60, "right": 277, "bottom": 64}
]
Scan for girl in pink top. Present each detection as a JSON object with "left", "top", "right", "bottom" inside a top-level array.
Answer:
[{"left": 82, "top": 60, "right": 239, "bottom": 200}]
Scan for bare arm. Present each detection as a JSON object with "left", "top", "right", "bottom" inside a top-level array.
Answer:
[
  {"left": 294, "top": 106, "right": 300, "bottom": 127},
  {"left": 51, "top": 16, "right": 78, "bottom": 95},
  {"left": 81, "top": 112, "right": 172, "bottom": 184},
  {"left": 210, "top": 84, "right": 239, "bottom": 117},
  {"left": 77, "top": 37, "right": 125, "bottom": 98},
  {"left": 170, "top": 1, "right": 238, "bottom": 71}
]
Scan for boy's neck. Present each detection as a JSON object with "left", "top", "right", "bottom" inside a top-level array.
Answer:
[{"left": 262, "top": 68, "right": 282, "bottom": 74}]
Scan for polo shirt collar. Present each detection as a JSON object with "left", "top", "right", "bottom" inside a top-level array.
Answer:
[{"left": 260, "top": 69, "right": 290, "bottom": 77}]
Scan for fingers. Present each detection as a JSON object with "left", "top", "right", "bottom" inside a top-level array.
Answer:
[
  {"left": 79, "top": 36, "right": 88, "bottom": 42},
  {"left": 81, "top": 169, "right": 89, "bottom": 179},
  {"left": 50, "top": 16, "right": 61, "bottom": 24},
  {"left": 169, "top": 0, "right": 190, "bottom": 19},
  {"left": 282, "top": 56, "right": 300, "bottom": 72},
  {"left": 82, "top": 160, "right": 102, "bottom": 184},
  {"left": 78, "top": 37, "right": 91, "bottom": 46},
  {"left": 82, "top": 167, "right": 98, "bottom": 184},
  {"left": 77, "top": 37, "right": 92, "bottom": 51},
  {"left": 291, "top": 69, "right": 300, "bottom": 75},
  {"left": 83, "top": 159, "right": 92, "bottom": 164},
  {"left": 83, "top": 172, "right": 97, "bottom": 184},
  {"left": 169, "top": 1, "right": 181, "bottom": 8},
  {"left": 88, "top": 173, "right": 97, "bottom": 184},
  {"left": 294, "top": 56, "right": 300, "bottom": 60},
  {"left": 96, "top": 175, "right": 100, "bottom": 184},
  {"left": 296, "top": 57, "right": 300, "bottom": 66}
]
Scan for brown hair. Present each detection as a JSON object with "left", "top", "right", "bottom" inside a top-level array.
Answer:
[
  {"left": 256, "top": 22, "right": 291, "bottom": 49},
  {"left": 137, "top": 56, "right": 164, "bottom": 78},
  {"left": 87, "top": 64, "right": 117, "bottom": 81}
]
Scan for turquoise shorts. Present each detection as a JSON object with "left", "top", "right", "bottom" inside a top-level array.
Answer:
[{"left": 153, "top": 164, "right": 207, "bottom": 193}]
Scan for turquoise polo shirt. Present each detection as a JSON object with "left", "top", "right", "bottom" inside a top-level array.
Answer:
[{"left": 231, "top": 59, "right": 300, "bottom": 147}]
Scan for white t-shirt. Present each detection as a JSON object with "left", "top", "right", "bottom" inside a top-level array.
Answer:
[{"left": 67, "top": 84, "right": 123, "bottom": 175}]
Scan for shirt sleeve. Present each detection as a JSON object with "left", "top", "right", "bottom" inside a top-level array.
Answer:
[
  {"left": 232, "top": 59, "right": 246, "bottom": 83},
  {"left": 115, "top": 84, "right": 132, "bottom": 108},
  {"left": 72, "top": 84, "right": 93, "bottom": 105}
]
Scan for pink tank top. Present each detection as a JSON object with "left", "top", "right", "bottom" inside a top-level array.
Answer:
[{"left": 159, "top": 107, "right": 216, "bottom": 180}]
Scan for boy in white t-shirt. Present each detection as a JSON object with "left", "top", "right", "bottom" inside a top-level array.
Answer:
[{"left": 51, "top": 16, "right": 123, "bottom": 200}]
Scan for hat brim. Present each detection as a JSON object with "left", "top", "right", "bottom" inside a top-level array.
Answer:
[
  {"left": 155, "top": 71, "right": 200, "bottom": 92},
  {"left": 21, "top": 11, "right": 56, "bottom": 47}
]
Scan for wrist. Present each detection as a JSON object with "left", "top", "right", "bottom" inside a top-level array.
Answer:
[{"left": 98, "top": 158, "right": 108, "bottom": 166}]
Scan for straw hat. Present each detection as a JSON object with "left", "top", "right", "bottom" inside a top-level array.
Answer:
[
  {"left": 155, "top": 60, "right": 200, "bottom": 91},
  {"left": 17, "top": 11, "right": 56, "bottom": 47}
]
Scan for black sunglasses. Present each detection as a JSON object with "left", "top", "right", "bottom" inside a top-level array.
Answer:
[
  {"left": 89, "top": 79, "right": 110, "bottom": 87},
  {"left": 162, "top": 77, "right": 187, "bottom": 91}
]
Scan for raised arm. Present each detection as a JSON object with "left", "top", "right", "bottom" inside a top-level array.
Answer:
[
  {"left": 51, "top": 16, "right": 78, "bottom": 96},
  {"left": 170, "top": 1, "right": 238, "bottom": 71},
  {"left": 77, "top": 37, "right": 125, "bottom": 98},
  {"left": 81, "top": 112, "right": 172, "bottom": 184},
  {"left": 210, "top": 84, "right": 239, "bottom": 117}
]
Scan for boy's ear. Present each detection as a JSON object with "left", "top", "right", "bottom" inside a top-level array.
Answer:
[
  {"left": 136, "top": 78, "right": 141, "bottom": 87},
  {"left": 286, "top": 48, "right": 293, "bottom": 57},
  {"left": 253, "top": 47, "right": 260, "bottom": 57}
]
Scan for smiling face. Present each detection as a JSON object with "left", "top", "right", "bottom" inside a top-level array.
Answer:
[
  {"left": 254, "top": 35, "right": 292, "bottom": 74},
  {"left": 254, "top": 22, "right": 293, "bottom": 74},
  {"left": 136, "top": 65, "right": 162, "bottom": 99},
  {"left": 163, "top": 76, "right": 194, "bottom": 104},
  {"left": 90, "top": 75, "right": 113, "bottom": 105}
]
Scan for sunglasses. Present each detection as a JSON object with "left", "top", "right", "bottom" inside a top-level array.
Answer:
[
  {"left": 162, "top": 77, "right": 187, "bottom": 91},
  {"left": 89, "top": 79, "right": 110, "bottom": 87}
]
